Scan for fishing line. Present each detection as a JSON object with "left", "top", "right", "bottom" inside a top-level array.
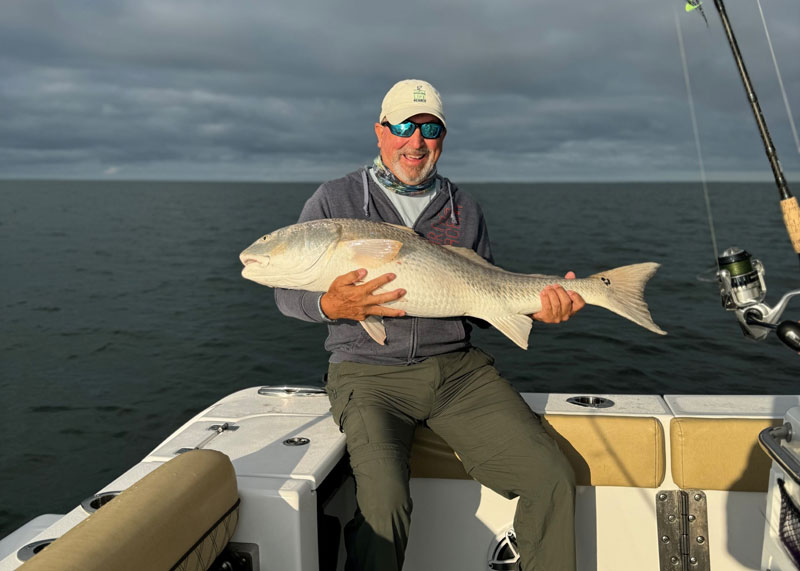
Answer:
[
  {"left": 755, "top": 0, "right": 800, "bottom": 155},
  {"left": 673, "top": 6, "right": 721, "bottom": 265}
]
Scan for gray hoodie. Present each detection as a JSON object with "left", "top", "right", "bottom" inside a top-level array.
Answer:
[{"left": 274, "top": 168, "right": 494, "bottom": 365}]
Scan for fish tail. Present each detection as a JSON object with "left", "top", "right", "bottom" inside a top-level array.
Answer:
[{"left": 588, "top": 263, "right": 667, "bottom": 335}]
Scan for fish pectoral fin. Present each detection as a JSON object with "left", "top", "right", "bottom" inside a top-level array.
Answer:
[
  {"left": 360, "top": 315, "right": 387, "bottom": 345},
  {"left": 484, "top": 314, "right": 533, "bottom": 350},
  {"left": 342, "top": 239, "right": 403, "bottom": 266}
]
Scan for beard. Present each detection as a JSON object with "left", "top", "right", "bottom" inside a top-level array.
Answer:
[{"left": 385, "top": 150, "right": 437, "bottom": 185}]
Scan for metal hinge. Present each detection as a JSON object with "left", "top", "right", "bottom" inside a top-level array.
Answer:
[{"left": 655, "top": 490, "right": 710, "bottom": 570}]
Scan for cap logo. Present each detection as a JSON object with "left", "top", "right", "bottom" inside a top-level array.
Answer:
[{"left": 413, "top": 86, "right": 426, "bottom": 103}]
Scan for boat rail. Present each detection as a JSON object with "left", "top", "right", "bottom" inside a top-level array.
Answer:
[{"left": 758, "top": 422, "right": 800, "bottom": 485}]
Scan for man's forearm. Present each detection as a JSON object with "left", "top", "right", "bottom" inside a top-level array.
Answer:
[{"left": 274, "top": 288, "right": 332, "bottom": 323}]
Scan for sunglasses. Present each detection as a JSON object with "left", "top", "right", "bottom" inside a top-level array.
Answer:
[{"left": 382, "top": 121, "right": 444, "bottom": 139}]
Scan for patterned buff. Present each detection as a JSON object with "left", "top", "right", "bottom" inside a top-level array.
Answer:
[{"left": 371, "top": 155, "right": 438, "bottom": 196}]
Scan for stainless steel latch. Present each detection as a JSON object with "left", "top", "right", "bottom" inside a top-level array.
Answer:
[{"left": 176, "top": 422, "right": 240, "bottom": 454}]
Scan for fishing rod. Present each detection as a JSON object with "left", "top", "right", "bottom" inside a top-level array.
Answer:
[
  {"left": 710, "top": 0, "right": 799, "bottom": 219},
  {"left": 693, "top": 0, "right": 800, "bottom": 350}
]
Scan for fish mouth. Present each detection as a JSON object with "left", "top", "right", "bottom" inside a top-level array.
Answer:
[{"left": 240, "top": 251, "right": 267, "bottom": 267}]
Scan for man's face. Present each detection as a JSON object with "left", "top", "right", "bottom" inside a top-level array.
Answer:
[{"left": 374, "top": 113, "right": 446, "bottom": 185}]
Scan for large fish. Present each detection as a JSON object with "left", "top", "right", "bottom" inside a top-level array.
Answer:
[{"left": 240, "top": 218, "right": 666, "bottom": 349}]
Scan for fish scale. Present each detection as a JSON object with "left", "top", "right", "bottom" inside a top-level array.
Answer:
[{"left": 240, "top": 218, "right": 666, "bottom": 349}]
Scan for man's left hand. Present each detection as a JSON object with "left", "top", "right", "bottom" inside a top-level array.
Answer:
[{"left": 531, "top": 271, "right": 586, "bottom": 323}]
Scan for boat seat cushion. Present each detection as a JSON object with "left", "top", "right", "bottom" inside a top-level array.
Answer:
[
  {"left": 20, "top": 449, "right": 240, "bottom": 571},
  {"left": 670, "top": 417, "right": 782, "bottom": 492},
  {"left": 411, "top": 414, "right": 666, "bottom": 488}
]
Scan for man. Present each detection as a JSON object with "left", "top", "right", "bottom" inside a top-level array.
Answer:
[{"left": 275, "top": 79, "right": 583, "bottom": 571}]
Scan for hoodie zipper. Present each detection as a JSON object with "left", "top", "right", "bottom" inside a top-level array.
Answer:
[
  {"left": 361, "top": 168, "right": 453, "bottom": 363},
  {"left": 407, "top": 317, "right": 419, "bottom": 363}
]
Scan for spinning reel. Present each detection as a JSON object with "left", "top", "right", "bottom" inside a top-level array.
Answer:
[{"left": 717, "top": 247, "right": 800, "bottom": 351}]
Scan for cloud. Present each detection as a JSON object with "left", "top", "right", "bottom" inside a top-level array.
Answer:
[{"left": 1, "top": 0, "right": 798, "bottom": 181}]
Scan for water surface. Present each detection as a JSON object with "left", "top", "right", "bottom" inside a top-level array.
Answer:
[{"left": 1, "top": 180, "right": 797, "bottom": 537}]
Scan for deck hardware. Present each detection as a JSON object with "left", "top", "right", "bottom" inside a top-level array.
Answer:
[
  {"left": 16, "top": 539, "right": 55, "bottom": 562},
  {"left": 283, "top": 437, "right": 310, "bottom": 446},
  {"left": 759, "top": 423, "right": 800, "bottom": 486},
  {"left": 175, "top": 422, "right": 239, "bottom": 454},
  {"left": 566, "top": 396, "right": 614, "bottom": 409},
  {"left": 486, "top": 528, "right": 519, "bottom": 570},
  {"left": 258, "top": 386, "right": 327, "bottom": 397},
  {"left": 209, "top": 423, "right": 240, "bottom": 432},
  {"left": 656, "top": 490, "right": 710, "bottom": 570},
  {"left": 80, "top": 490, "right": 121, "bottom": 513}
]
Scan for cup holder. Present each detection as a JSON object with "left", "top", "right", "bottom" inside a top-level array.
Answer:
[
  {"left": 17, "top": 539, "right": 54, "bottom": 562},
  {"left": 80, "top": 490, "right": 121, "bottom": 514},
  {"left": 566, "top": 396, "right": 615, "bottom": 409}
]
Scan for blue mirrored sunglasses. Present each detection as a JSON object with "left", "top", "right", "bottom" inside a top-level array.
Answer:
[{"left": 382, "top": 121, "right": 444, "bottom": 139}]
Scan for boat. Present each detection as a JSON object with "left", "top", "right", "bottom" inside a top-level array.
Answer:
[
  {"left": 2, "top": 0, "right": 799, "bottom": 569},
  {"left": 1, "top": 388, "right": 799, "bottom": 570}
]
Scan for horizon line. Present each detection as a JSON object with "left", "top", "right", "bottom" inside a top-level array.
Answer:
[{"left": 0, "top": 176, "right": 793, "bottom": 185}]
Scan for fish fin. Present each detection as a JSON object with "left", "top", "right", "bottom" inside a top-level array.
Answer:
[
  {"left": 589, "top": 263, "right": 667, "bottom": 335},
  {"left": 483, "top": 313, "right": 533, "bottom": 350},
  {"left": 442, "top": 246, "right": 508, "bottom": 272},
  {"left": 342, "top": 239, "right": 403, "bottom": 266},
  {"left": 360, "top": 316, "right": 387, "bottom": 345}
]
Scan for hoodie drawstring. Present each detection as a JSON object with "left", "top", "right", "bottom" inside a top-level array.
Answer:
[
  {"left": 361, "top": 168, "right": 370, "bottom": 217},
  {"left": 445, "top": 179, "right": 457, "bottom": 225}
]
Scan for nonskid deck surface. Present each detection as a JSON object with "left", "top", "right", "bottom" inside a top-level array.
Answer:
[{"left": 1, "top": 390, "right": 798, "bottom": 571}]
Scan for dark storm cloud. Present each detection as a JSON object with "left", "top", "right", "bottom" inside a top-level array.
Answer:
[{"left": 1, "top": 0, "right": 798, "bottom": 181}]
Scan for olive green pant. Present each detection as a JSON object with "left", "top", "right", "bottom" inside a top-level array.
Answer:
[{"left": 326, "top": 347, "right": 576, "bottom": 571}]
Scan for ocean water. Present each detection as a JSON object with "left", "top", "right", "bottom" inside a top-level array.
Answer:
[{"left": 0, "top": 180, "right": 797, "bottom": 537}]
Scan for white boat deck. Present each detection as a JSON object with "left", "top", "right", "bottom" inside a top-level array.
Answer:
[{"left": 2, "top": 390, "right": 799, "bottom": 571}]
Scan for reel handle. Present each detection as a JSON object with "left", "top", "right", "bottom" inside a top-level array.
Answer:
[{"left": 776, "top": 320, "right": 800, "bottom": 352}]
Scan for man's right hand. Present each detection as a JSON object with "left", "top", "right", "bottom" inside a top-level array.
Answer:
[{"left": 320, "top": 269, "right": 406, "bottom": 321}]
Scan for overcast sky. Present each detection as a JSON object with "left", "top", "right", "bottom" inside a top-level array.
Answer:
[{"left": 2, "top": 0, "right": 799, "bottom": 182}]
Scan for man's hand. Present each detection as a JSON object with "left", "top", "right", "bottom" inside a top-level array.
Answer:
[
  {"left": 531, "top": 271, "right": 586, "bottom": 324},
  {"left": 320, "top": 269, "right": 406, "bottom": 321}
]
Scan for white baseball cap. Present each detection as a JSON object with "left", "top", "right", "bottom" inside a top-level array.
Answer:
[{"left": 379, "top": 79, "right": 446, "bottom": 128}]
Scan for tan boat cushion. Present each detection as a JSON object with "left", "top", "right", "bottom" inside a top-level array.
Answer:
[
  {"left": 411, "top": 414, "right": 666, "bottom": 488},
  {"left": 670, "top": 417, "right": 781, "bottom": 492},
  {"left": 20, "top": 449, "right": 239, "bottom": 571}
]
